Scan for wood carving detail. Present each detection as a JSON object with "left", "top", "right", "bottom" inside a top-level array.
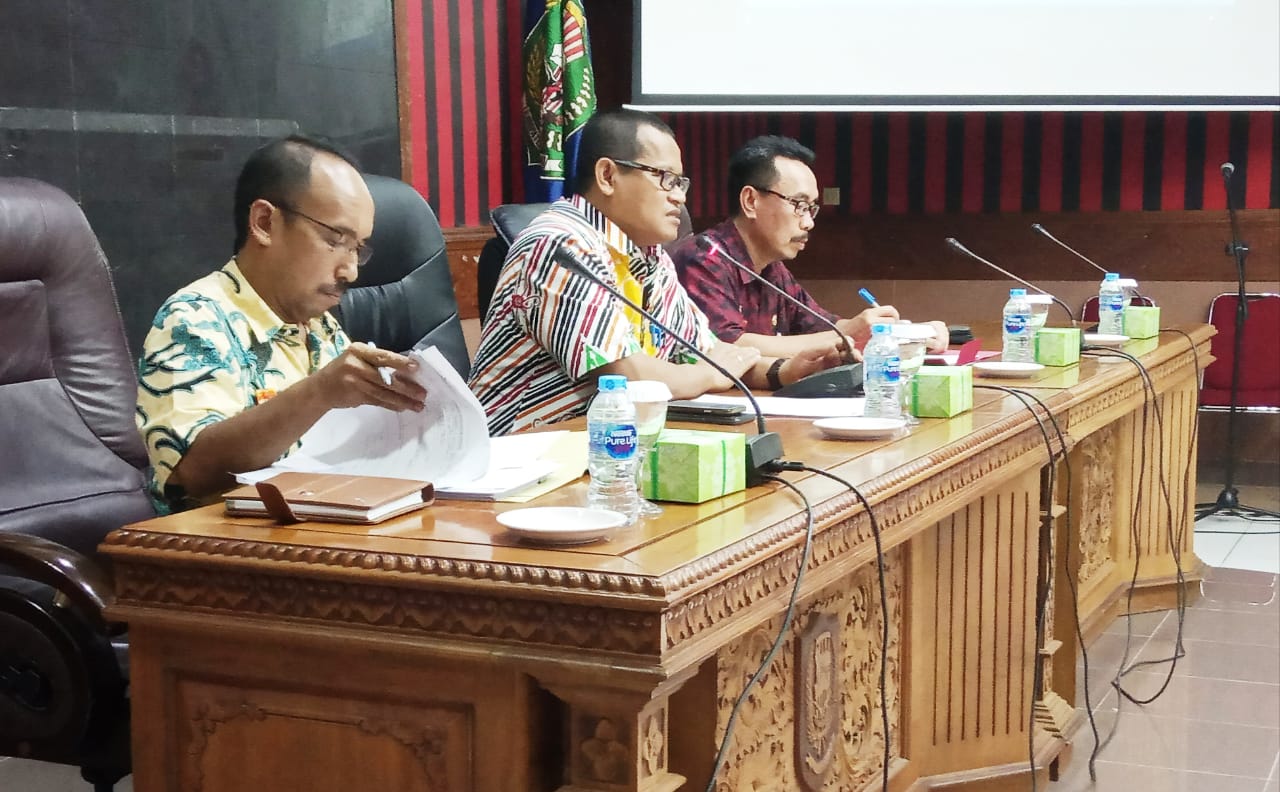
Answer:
[
  {"left": 665, "top": 419, "right": 1050, "bottom": 652},
  {"left": 578, "top": 715, "right": 631, "bottom": 784},
  {"left": 115, "top": 563, "right": 661, "bottom": 654},
  {"left": 185, "top": 700, "right": 452, "bottom": 792},
  {"left": 797, "top": 612, "right": 840, "bottom": 791},
  {"left": 1076, "top": 427, "right": 1116, "bottom": 586},
  {"left": 713, "top": 555, "right": 903, "bottom": 791}
]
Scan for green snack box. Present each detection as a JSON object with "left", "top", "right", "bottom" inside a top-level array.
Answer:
[
  {"left": 640, "top": 428, "right": 746, "bottom": 504},
  {"left": 910, "top": 366, "right": 973, "bottom": 418},
  {"left": 1034, "top": 327, "right": 1082, "bottom": 366},
  {"left": 1123, "top": 306, "right": 1160, "bottom": 339}
]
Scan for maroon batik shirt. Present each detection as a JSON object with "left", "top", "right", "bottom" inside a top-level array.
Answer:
[{"left": 670, "top": 218, "right": 839, "bottom": 342}]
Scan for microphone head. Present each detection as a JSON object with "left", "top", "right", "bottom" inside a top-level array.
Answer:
[
  {"left": 1031, "top": 222, "right": 1046, "bottom": 233},
  {"left": 1221, "top": 162, "right": 1235, "bottom": 177},
  {"left": 945, "top": 237, "right": 965, "bottom": 252}
]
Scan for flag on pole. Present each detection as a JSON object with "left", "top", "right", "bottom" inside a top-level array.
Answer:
[{"left": 522, "top": 0, "right": 596, "bottom": 202}]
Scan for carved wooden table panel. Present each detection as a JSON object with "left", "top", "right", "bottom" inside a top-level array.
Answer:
[{"left": 104, "top": 326, "right": 1213, "bottom": 792}]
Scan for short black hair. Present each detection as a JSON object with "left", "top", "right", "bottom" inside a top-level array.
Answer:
[
  {"left": 232, "top": 133, "right": 361, "bottom": 253},
  {"left": 571, "top": 108, "right": 676, "bottom": 195},
  {"left": 726, "top": 135, "right": 815, "bottom": 217}
]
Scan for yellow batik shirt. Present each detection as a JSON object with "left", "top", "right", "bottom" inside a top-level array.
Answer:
[{"left": 135, "top": 259, "right": 348, "bottom": 512}]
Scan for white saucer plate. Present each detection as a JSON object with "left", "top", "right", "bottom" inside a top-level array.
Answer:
[
  {"left": 1084, "top": 333, "right": 1129, "bottom": 347},
  {"left": 496, "top": 506, "right": 625, "bottom": 545},
  {"left": 972, "top": 361, "right": 1045, "bottom": 379},
  {"left": 813, "top": 416, "right": 907, "bottom": 440}
]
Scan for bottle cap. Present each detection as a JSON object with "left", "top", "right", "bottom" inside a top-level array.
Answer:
[
  {"left": 1010, "top": 288, "right": 1027, "bottom": 297},
  {"left": 1104, "top": 272, "right": 1119, "bottom": 281},
  {"left": 597, "top": 374, "right": 628, "bottom": 392},
  {"left": 871, "top": 323, "right": 891, "bottom": 334}
]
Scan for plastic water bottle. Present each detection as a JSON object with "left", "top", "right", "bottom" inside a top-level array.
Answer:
[
  {"left": 1002, "top": 288, "right": 1034, "bottom": 363},
  {"left": 587, "top": 374, "right": 639, "bottom": 524},
  {"left": 862, "top": 323, "right": 902, "bottom": 419},
  {"left": 1097, "top": 272, "right": 1126, "bottom": 335}
]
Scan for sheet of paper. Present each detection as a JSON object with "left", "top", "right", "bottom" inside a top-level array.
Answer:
[
  {"left": 285, "top": 346, "right": 490, "bottom": 483},
  {"left": 498, "top": 431, "right": 589, "bottom": 503},
  {"left": 688, "top": 394, "right": 865, "bottom": 418},
  {"left": 925, "top": 350, "right": 1002, "bottom": 366}
]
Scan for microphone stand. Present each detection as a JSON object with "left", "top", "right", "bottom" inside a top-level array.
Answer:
[
  {"left": 945, "top": 237, "right": 1077, "bottom": 323},
  {"left": 554, "top": 245, "right": 786, "bottom": 485},
  {"left": 698, "top": 235, "right": 859, "bottom": 363},
  {"left": 1195, "top": 165, "right": 1280, "bottom": 520},
  {"left": 696, "top": 235, "right": 865, "bottom": 399}
]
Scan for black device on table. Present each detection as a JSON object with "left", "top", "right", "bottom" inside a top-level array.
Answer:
[{"left": 666, "top": 399, "right": 757, "bottom": 425}]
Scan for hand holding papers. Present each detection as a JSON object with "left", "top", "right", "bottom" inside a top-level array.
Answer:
[{"left": 236, "top": 348, "right": 584, "bottom": 514}]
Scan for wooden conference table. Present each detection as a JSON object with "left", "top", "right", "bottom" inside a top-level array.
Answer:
[{"left": 103, "top": 326, "right": 1212, "bottom": 792}]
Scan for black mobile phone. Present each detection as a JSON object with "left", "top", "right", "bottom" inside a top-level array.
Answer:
[
  {"left": 666, "top": 399, "right": 744, "bottom": 416},
  {"left": 666, "top": 400, "right": 754, "bottom": 425},
  {"left": 667, "top": 409, "right": 755, "bottom": 426}
]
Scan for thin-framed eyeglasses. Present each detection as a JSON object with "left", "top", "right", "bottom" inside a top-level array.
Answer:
[
  {"left": 276, "top": 203, "right": 374, "bottom": 266},
  {"left": 611, "top": 159, "right": 691, "bottom": 193},
  {"left": 756, "top": 187, "right": 821, "bottom": 219}
]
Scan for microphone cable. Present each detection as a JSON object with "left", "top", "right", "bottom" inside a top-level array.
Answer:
[
  {"left": 703, "top": 471, "right": 817, "bottom": 792},
  {"left": 974, "top": 383, "right": 1088, "bottom": 790},
  {"left": 778, "top": 462, "right": 893, "bottom": 792},
  {"left": 1080, "top": 344, "right": 1194, "bottom": 769}
]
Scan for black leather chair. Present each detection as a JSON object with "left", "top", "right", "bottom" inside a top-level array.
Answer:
[
  {"left": 477, "top": 202, "right": 551, "bottom": 321},
  {"left": 0, "top": 177, "right": 155, "bottom": 790},
  {"left": 333, "top": 174, "right": 470, "bottom": 379}
]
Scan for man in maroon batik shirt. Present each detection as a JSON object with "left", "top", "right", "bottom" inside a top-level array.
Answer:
[{"left": 671, "top": 135, "right": 948, "bottom": 362}]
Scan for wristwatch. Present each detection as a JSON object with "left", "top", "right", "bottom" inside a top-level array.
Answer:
[{"left": 766, "top": 358, "right": 787, "bottom": 391}]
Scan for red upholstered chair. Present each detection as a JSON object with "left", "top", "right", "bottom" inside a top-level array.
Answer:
[
  {"left": 0, "top": 177, "right": 154, "bottom": 790},
  {"left": 1079, "top": 294, "right": 1157, "bottom": 323},
  {"left": 1200, "top": 292, "right": 1280, "bottom": 410}
]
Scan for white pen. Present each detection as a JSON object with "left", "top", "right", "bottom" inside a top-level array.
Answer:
[{"left": 366, "top": 342, "right": 395, "bottom": 387}]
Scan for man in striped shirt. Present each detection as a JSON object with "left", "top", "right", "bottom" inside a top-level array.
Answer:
[{"left": 469, "top": 110, "right": 836, "bottom": 436}]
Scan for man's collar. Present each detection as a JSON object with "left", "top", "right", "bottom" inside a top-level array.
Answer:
[
  {"left": 221, "top": 259, "right": 337, "bottom": 338},
  {"left": 705, "top": 219, "right": 764, "bottom": 285},
  {"left": 568, "top": 194, "right": 662, "bottom": 262}
]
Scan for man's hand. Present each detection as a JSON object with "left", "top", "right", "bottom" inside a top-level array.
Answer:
[
  {"left": 837, "top": 305, "right": 901, "bottom": 344},
  {"left": 706, "top": 343, "right": 762, "bottom": 391},
  {"left": 924, "top": 320, "right": 950, "bottom": 354},
  {"left": 312, "top": 343, "right": 428, "bottom": 412},
  {"left": 778, "top": 343, "right": 842, "bottom": 386}
]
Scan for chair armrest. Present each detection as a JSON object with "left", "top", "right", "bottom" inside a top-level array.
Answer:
[{"left": 0, "top": 533, "right": 122, "bottom": 635}]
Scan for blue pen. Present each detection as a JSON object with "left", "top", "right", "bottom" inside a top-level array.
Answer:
[{"left": 858, "top": 288, "right": 880, "bottom": 308}]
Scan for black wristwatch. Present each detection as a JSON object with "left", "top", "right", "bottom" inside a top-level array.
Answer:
[{"left": 766, "top": 358, "right": 787, "bottom": 391}]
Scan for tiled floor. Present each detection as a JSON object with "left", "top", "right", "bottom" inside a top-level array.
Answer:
[
  {"left": 1055, "top": 480, "right": 1280, "bottom": 791},
  {"left": 2, "top": 488, "right": 1276, "bottom": 791}
]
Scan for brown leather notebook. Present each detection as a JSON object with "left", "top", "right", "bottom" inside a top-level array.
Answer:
[{"left": 223, "top": 472, "right": 435, "bottom": 525}]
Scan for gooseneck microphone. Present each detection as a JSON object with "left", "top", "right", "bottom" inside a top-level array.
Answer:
[
  {"left": 1030, "top": 223, "right": 1109, "bottom": 276},
  {"left": 554, "top": 244, "right": 785, "bottom": 484},
  {"left": 945, "top": 237, "right": 1076, "bottom": 322},
  {"left": 695, "top": 235, "right": 864, "bottom": 399},
  {"left": 697, "top": 235, "right": 859, "bottom": 364}
]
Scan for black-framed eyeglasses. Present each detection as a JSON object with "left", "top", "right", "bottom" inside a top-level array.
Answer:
[
  {"left": 756, "top": 187, "right": 821, "bottom": 219},
  {"left": 612, "top": 159, "right": 692, "bottom": 193},
  {"left": 277, "top": 203, "right": 374, "bottom": 266}
]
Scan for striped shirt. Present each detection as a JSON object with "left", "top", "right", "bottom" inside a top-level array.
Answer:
[{"left": 469, "top": 195, "right": 716, "bottom": 436}]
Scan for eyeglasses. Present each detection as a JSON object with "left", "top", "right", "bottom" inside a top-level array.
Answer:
[
  {"left": 756, "top": 187, "right": 821, "bottom": 220},
  {"left": 611, "top": 159, "right": 692, "bottom": 193},
  {"left": 277, "top": 203, "right": 374, "bottom": 266}
]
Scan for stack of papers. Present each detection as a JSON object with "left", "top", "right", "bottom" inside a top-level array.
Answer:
[{"left": 237, "top": 347, "right": 587, "bottom": 502}]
